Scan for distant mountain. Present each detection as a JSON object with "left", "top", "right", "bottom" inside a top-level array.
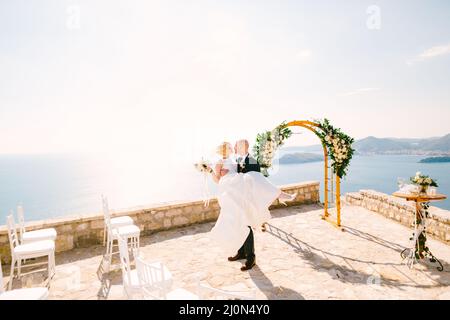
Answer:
[
  {"left": 354, "top": 134, "right": 450, "bottom": 155},
  {"left": 420, "top": 134, "right": 450, "bottom": 152},
  {"left": 279, "top": 134, "right": 450, "bottom": 156},
  {"left": 279, "top": 152, "right": 323, "bottom": 164},
  {"left": 353, "top": 136, "right": 412, "bottom": 153}
]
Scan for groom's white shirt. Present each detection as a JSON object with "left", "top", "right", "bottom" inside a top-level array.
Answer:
[{"left": 237, "top": 153, "right": 249, "bottom": 165}]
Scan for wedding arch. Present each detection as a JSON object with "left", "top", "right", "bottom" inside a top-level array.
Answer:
[{"left": 253, "top": 119, "right": 355, "bottom": 229}]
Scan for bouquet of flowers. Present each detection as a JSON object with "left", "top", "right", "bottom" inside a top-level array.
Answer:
[
  {"left": 194, "top": 159, "right": 213, "bottom": 208},
  {"left": 410, "top": 171, "right": 438, "bottom": 193},
  {"left": 194, "top": 160, "right": 213, "bottom": 174}
]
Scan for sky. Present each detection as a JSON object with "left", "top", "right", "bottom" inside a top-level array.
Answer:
[{"left": 1, "top": 0, "right": 450, "bottom": 163}]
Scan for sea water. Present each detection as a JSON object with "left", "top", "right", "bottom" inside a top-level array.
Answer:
[{"left": 0, "top": 154, "right": 448, "bottom": 222}]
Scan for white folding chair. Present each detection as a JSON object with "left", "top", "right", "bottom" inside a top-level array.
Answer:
[
  {"left": 117, "top": 236, "right": 173, "bottom": 299},
  {"left": 6, "top": 215, "right": 55, "bottom": 290},
  {"left": 16, "top": 206, "right": 57, "bottom": 244},
  {"left": 0, "top": 261, "right": 48, "bottom": 300},
  {"left": 103, "top": 196, "right": 140, "bottom": 266},
  {"left": 117, "top": 235, "right": 141, "bottom": 299},
  {"left": 101, "top": 195, "right": 134, "bottom": 245},
  {"left": 134, "top": 254, "right": 191, "bottom": 300}
]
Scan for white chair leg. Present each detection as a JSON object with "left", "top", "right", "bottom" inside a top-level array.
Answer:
[
  {"left": 9, "top": 257, "right": 16, "bottom": 290},
  {"left": 52, "top": 251, "right": 56, "bottom": 275},
  {"left": 105, "top": 234, "right": 111, "bottom": 260},
  {"left": 108, "top": 238, "right": 114, "bottom": 266},
  {"left": 105, "top": 234, "right": 109, "bottom": 255},
  {"left": 48, "top": 253, "right": 53, "bottom": 278},
  {"left": 103, "top": 225, "right": 107, "bottom": 246},
  {"left": 17, "top": 258, "right": 22, "bottom": 277}
]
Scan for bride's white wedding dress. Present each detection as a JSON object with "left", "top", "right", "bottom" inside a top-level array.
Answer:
[{"left": 209, "top": 157, "right": 281, "bottom": 256}]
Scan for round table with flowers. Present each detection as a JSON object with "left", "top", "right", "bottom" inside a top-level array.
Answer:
[{"left": 392, "top": 192, "right": 446, "bottom": 271}]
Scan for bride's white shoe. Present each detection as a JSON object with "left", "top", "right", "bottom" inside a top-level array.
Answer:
[{"left": 278, "top": 192, "right": 298, "bottom": 206}]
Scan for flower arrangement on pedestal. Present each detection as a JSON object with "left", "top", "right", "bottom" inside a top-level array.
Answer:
[
  {"left": 253, "top": 122, "right": 292, "bottom": 177},
  {"left": 410, "top": 172, "right": 438, "bottom": 194},
  {"left": 316, "top": 118, "right": 355, "bottom": 178}
]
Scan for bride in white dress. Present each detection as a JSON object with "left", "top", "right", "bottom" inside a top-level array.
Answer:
[{"left": 208, "top": 142, "right": 296, "bottom": 257}]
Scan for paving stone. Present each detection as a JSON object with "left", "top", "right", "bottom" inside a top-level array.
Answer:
[{"left": 3, "top": 204, "right": 450, "bottom": 299}]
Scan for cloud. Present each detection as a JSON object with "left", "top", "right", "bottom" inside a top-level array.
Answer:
[
  {"left": 339, "top": 87, "right": 380, "bottom": 97},
  {"left": 407, "top": 43, "right": 450, "bottom": 65}
]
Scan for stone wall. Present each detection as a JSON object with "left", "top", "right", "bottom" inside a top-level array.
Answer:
[
  {"left": 0, "top": 181, "right": 320, "bottom": 264},
  {"left": 345, "top": 190, "right": 450, "bottom": 244}
]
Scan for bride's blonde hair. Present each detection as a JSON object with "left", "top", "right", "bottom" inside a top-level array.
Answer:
[{"left": 216, "top": 142, "right": 233, "bottom": 159}]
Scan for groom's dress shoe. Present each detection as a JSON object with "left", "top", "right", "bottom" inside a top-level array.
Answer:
[
  {"left": 228, "top": 254, "right": 246, "bottom": 262},
  {"left": 240, "top": 260, "right": 256, "bottom": 271}
]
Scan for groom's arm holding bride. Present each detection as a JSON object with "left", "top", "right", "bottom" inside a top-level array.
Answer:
[{"left": 243, "top": 155, "right": 261, "bottom": 173}]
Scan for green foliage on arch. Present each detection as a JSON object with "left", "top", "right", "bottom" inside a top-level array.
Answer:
[{"left": 253, "top": 119, "right": 355, "bottom": 178}]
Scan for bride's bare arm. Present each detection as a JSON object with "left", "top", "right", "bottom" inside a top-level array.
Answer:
[
  {"left": 211, "top": 163, "right": 223, "bottom": 183},
  {"left": 211, "top": 163, "right": 230, "bottom": 183}
]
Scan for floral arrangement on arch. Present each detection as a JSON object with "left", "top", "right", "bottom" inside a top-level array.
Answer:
[
  {"left": 316, "top": 118, "right": 355, "bottom": 178},
  {"left": 253, "top": 122, "right": 292, "bottom": 177}
]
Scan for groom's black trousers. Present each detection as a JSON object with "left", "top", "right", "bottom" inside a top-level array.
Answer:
[
  {"left": 236, "top": 155, "right": 259, "bottom": 264},
  {"left": 238, "top": 227, "right": 255, "bottom": 262}
]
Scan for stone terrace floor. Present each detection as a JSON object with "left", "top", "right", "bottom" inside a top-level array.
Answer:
[{"left": 4, "top": 203, "right": 450, "bottom": 299}]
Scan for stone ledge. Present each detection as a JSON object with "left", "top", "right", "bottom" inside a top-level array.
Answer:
[
  {"left": 345, "top": 190, "right": 450, "bottom": 244},
  {"left": 0, "top": 181, "right": 320, "bottom": 263}
]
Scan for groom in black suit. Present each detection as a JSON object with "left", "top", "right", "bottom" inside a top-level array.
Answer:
[{"left": 227, "top": 139, "right": 260, "bottom": 271}]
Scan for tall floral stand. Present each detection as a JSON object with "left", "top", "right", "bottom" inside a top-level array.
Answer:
[{"left": 392, "top": 192, "right": 447, "bottom": 271}]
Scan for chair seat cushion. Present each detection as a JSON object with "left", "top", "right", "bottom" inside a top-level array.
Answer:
[
  {"left": 112, "top": 225, "right": 140, "bottom": 238},
  {"left": 166, "top": 288, "right": 199, "bottom": 300},
  {"left": 22, "top": 228, "right": 57, "bottom": 243},
  {"left": 111, "top": 216, "right": 134, "bottom": 227},
  {"left": 14, "top": 240, "right": 55, "bottom": 255},
  {"left": 0, "top": 287, "right": 49, "bottom": 300}
]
